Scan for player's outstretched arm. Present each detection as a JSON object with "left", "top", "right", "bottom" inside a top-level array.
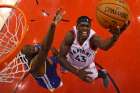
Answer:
[
  {"left": 30, "top": 9, "right": 65, "bottom": 73},
  {"left": 40, "top": 9, "right": 65, "bottom": 56},
  {"left": 90, "top": 21, "right": 130, "bottom": 51}
]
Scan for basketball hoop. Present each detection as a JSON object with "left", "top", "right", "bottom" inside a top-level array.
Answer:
[{"left": 0, "top": 4, "right": 28, "bottom": 69}]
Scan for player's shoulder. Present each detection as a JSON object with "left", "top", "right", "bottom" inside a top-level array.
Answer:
[
  {"left": 90, "top": 33, "right": 98, "bottom": 41},
  {"left": 89, "top": 34, "right": 99, "bottom": 50}
]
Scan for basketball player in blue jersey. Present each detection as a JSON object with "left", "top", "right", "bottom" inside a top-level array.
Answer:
[
  {"left": 14, "top": 9, "right": 65, "bottom": 92},
  {"left": 58, "top": 16, "right": 130, "bottom": 88}
]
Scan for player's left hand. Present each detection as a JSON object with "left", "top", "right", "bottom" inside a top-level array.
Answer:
[
  {"left": 53, "top": 8, "right": 66, "bottom": 25},
  {"left": 119, "top": 20, "right": 130, "bottom": 33},
  {"left": 109, "top": 20, "right": 130, "bottom": 35}
]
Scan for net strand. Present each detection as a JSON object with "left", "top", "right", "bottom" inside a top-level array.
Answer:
[{"left": 0, "top": 52, "right": 30, "bottom": 83}]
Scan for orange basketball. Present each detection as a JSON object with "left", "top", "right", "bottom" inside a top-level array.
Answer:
[{"left": 96, "top": 0, "right": 130, "bottom": 29}]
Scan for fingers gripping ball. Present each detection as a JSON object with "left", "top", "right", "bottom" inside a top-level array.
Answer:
[{"left": 96, "top": 0, "right": 130, "bottom": 29}]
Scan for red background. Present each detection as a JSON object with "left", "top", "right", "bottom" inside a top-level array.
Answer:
[{"left": 0, "top": 0, "right": 140, "bottom": 93}]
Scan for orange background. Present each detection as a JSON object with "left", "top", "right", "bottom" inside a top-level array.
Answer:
[{"left": 0, "top": 0, "right": 140, "bottom": 93}]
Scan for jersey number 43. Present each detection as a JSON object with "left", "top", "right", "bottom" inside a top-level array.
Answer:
[{"left": 75, "top": 55, "right": 87, "bottom": 62}]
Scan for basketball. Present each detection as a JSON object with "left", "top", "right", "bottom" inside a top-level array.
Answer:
[{"left": 96, "top": 0, "right": 130, "bottom": 29}]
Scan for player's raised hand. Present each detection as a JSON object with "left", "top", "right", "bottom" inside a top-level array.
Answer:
[
  {"left": 109, "top": 20, "right": 130, "bottom": 35},
  {"left": 53, "top": 8, "right": 66, "bottom": 25},
  {"left": 119, "top": 20, "right": 130, "bottom": 33}
]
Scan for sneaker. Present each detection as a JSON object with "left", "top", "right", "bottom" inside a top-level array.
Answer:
[{"left": 101, "top": 69, "right": 109, "bottom": 88}]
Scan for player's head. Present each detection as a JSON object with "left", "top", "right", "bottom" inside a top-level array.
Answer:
[
  {"left": 76, "top": 16, "right": 91, "bottom": 41},
  {"left": 21, "top": 44, "right": 39, "bottom": 59}
]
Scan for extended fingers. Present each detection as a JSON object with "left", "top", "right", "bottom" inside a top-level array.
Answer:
[
  {"left": 55, "top": 8, "right": 66, "bottom": 16},
  {"left": 56, "top": 8, "right": 62, "bottom": 16}
]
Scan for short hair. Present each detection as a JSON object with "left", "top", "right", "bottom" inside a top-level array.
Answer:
[{"left": 76, "top": 16, "right": 91, "bottom": 25}]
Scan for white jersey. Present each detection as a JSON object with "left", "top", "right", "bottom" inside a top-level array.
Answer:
[{"left": 67, "top": 26, "right": 97, "bottom": 69}]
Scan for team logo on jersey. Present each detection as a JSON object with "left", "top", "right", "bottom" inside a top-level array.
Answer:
[{"left": 69, "top": 47, "right": 92, "bottom": 62}]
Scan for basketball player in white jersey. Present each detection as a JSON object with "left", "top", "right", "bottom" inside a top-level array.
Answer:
[{"left": 58, "top": 16, "right": 129, "bottom": 87}]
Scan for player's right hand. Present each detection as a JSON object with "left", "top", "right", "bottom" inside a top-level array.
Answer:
[
  {"left": 76, "top": 66, "right": 93, "bottom": 83},
  {"left": 52, "top": 8, "right": 66, "bottom": 25}
]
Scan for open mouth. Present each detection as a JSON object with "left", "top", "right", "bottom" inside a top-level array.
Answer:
[{"left": 80, "top": 31, "right": 88, "bottom": 38}]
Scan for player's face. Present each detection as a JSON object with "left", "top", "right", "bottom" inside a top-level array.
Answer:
[{"left": 77, "top": 23, "right": 91, "bottom": 41}]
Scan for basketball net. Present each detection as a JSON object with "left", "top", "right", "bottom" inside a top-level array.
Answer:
[
  {"left": 0, "top": 4, "right": 29, "bottom": 83},
  {"left": 0, "top": 52, "right": 30, "bottom": 83}
]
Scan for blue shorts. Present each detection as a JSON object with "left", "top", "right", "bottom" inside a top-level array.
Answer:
[
  {"left": 34, "top": 56, "right": 62, "bottom": 90},
  {"left": 22, "top": 55, "right": 62, "bottom": 91}
]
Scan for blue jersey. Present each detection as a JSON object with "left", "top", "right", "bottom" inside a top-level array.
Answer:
[{"left": 23, "top": 44, "right": 62, "bottom": 91}]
